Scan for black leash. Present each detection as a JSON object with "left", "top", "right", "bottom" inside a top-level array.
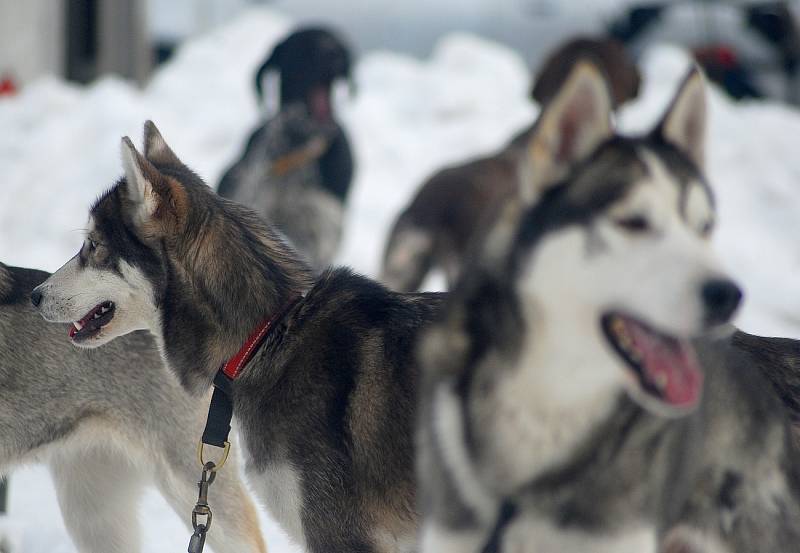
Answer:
[
  {"left": 188, "top": 371, "right": 234, "bottom": 553},
  {"left": 201, "top": 372, "right": 234, "bottom": 449},
  {"left": 185, "top": 295, "right": 301, "bottom": 553},
  {"left": 480, "top": 500, "right": 518, "bottom": 553}
]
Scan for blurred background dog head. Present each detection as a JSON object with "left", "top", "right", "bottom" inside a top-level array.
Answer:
[{"left": 254, "top": 26, "right": 353, "bottom": 122}]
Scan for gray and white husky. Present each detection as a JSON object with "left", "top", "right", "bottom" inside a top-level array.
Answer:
[
  {"left": 417, "top": 62, "right": 800, "bottom": 553},
  {"left": 31, "top": 123, "right": 443, "bottom": 552},
  {"left": 0, "top": 263, "right": 265, "bottom": 553}
]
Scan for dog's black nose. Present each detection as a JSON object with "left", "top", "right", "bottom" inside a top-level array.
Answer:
[
  {"left": 702, "top": 278, "right": 742, "bottom": 324},
  {"left": 30, "top": 289, "right": 42, "bottom": 307}
]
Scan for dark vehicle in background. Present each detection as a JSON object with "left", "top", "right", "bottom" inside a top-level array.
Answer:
[
  {"left": 273, "top": 0, "right": 800, "bottom": 105},
  {"left": 608, "top": 1, "right": 800, "bottom": 104}
]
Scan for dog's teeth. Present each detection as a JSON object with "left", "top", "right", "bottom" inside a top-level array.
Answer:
[
  {"left": 93, "top": 312, "right": 101, "bottom": 319},
  {"left": 73, "top": 321, "right": 83, "bottom": 331},
  {"left": 101, "top": 307, "right": 109, "bottom": 314}
]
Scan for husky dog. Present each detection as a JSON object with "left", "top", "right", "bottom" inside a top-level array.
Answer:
[
  {"left": 417, "top": 62, "right": 800, "bottom": 553},
  {"left": 0, "top": 263, "right": 265, "bottom": 553},
  {"left": 217, "top": 27, "right": 354, "bottom": 272},
  {"left": 380, "top": 36, "right": 640, "bottom": 292},
  {"left": 31, "top": 123, "right": 443, "bottom": 553}
]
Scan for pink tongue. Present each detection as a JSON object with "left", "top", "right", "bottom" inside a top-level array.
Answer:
[
  {"left": 626, "top": 321, "right": 703, "bottom": 408},
  {"left": 309, "top": 87, "right": 332, "bottom": 122}
]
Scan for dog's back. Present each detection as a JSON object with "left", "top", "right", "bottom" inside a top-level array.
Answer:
[
  {"left": 729, "top": 330, "right": 800, "bottom": 424},
  {"left": 382, "top": 151, "right": 520, "bottom": 291},
  {"left": 231, "top": 267, "right": 446, "bottom": 551},
  {"left": 658, "top": 336, "right": 800, "bottom": 552}
]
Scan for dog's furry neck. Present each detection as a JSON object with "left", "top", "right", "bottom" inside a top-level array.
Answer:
[
  {"left": 487, "top": 309, "right": 623, "bottom": 487},
  {"left": 157, "top": 187, "right": 314, "bottom": 391}
]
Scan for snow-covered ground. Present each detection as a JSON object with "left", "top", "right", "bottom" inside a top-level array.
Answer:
[{"left": 2, "top": 5, "right": 800, "bottom": 552}]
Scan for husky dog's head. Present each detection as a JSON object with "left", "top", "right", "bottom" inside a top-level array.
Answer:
[
  {"left": 504, "top": 62, "right": 740, "bottom": 417},
  {"left": 32, "top": 122, "right": 312, "bottom": 391},
  {"left": 532, "top": 36, "right": 640, "bottom": 110}
]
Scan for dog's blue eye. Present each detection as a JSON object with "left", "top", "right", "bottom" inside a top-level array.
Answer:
[{"left": 615, "top": 216, "right": 650, "bottom": 233}]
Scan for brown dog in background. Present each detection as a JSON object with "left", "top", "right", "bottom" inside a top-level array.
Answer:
[{"left": 380, "top": 36, "right": 640, "bottom": 291}]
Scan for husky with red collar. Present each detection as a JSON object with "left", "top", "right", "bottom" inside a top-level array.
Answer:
[
  {"left": 30, "top": 122, "right": 443, "bottom": 553},
  {"left": 0, "top": 262, "right": 265, "bottom": 553},
  {"left": 417, "top": 62, "right": 800, "bottom": 553}
]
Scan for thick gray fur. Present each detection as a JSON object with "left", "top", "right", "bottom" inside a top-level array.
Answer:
[
  {"left": 0, "top": 263, "right": 266, "bottom": 553},
  {"left": 416, "top": 64, "right": 800, "bottom": 552},
  {"left": 31, "top": 121, "right": 445, "bottom": 553},
  {"left": 499, "top": 335, "right": 800, "bottom": 552}
]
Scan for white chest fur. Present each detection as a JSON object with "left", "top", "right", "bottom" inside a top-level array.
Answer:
[
  {"left": 247, "top": 460, "right": 306, "bottom": 550},
  {"left": 479, "top": 335, "right": 621, "bottom": 492}
]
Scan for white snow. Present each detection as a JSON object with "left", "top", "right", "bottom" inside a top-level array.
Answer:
[{"left": 1, "top": 5, "right": 800, "bottom": 552}]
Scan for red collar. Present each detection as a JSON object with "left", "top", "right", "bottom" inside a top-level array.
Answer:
[{"left": 220, "top": 295, "right": 301, "bottom": 380}]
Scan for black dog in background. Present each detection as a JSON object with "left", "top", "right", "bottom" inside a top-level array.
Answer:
[{"left": 218, "top": 27, "right": 354, "bottom": 270}]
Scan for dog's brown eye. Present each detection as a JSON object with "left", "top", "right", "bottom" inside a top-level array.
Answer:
[
  {"left": 88, "top": 239, "right": 97, "bottom": 251},
  {"left": 615, "top": 215, "right": 650, "bottom": 233}
]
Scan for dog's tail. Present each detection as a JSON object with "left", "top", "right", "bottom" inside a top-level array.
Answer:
[
  {"left": 732, "top": 330, "right": 800, "bottom": 423},
  {"left": 380, "top": 215, "right": 436, "bottom": 292}
]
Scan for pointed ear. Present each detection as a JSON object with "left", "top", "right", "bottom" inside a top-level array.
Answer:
[
  {"left": 254, "top": 41, "right": 285, "bottom": 103},
  {"left": 655, "top": 66, "right": 707, "bottom": 170},
  {"left": 142, "top": 120, "right": 182, "bottom": 166},
  {"left": 121, "top": 136, "right": 166, "bottom": 225},
  {"left": 521, "top": 60, "right": 613, "bottom": 201}
]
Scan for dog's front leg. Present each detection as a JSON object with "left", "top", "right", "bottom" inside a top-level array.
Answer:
[{"left": 49, "top": 445, "right": 144, "bottom": 553}]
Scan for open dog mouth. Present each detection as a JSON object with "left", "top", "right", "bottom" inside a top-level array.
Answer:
[
  {"left": 601, "top": 312, "right": 703, "bottom": 413},
  {"left": 69, "top": 301, "right": 115, "bottom": 342},
  {"left": 308, "top": 84, "right": 332, "bottom": 122}
]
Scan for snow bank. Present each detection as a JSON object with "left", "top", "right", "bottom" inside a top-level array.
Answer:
[{"left": 2, "top": 5, "right": 800, "bottom": 552}]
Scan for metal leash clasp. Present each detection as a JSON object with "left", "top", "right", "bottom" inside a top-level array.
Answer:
[{"left": 187, "top": 461, "right": 218, "bottom": 553}]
